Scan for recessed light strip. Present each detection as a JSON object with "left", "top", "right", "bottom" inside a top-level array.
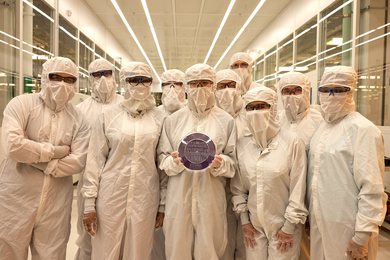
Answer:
[
  {"left": 23, "top": 0, "right": 54, "bottom": 23},
  {"left": 111, "top": 0, "right": 161, "bottom": 82},
  {"left": 214, "top": 0, "right": 266, "bottom": 69},
  {"left": 203, "top": 0, "right": 236, "bottom": 64},
  {"left": 141, "top": 0, "right": 167, "bottom": 72}
]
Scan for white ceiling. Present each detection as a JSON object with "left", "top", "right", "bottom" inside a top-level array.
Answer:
[{"left": 84, "top": 0, "right": 292, "bottom": 78}]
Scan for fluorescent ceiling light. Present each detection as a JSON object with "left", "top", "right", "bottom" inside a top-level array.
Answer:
[
  {"left": 327, "top": 38, "right": 343, "bottom": 45},
  {"left": 141, "top": 0, "right": 166, "bottom": 72},
  {"left": 214, "top": 0, "right": 267, "bottom": 69},
  {"left": 111, "top": 0, "right": 161, "bottom": 82},
  {"left": 204, "top": 0, "right": 236, "bottom": 64}
]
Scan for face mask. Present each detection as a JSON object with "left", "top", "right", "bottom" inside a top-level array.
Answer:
[
  {"left": 233, "top": 68, "right": 251, "bottom": 93},
  {"left": 163, "top": 85, "right": 184, "bottom": 113},
  {"left": 319, "top": 92, "right": 347, "bottom": 113},
  {"left": 215, "top": 88, "right": 242, "bottom": 116},
  {"left": 129, "top": 85, "right": 151, "bottom": 100},
  {"left": 49, "top": 81, "right": 75, "bottom": 107},
  {"left": 94, "top": 76, "right": 116, "bottom": 103},
  {"left": 189, "top": 87, "right": 212, "bottom": 114},
  {"left": 246, "top": 110, "right": 270, "bottom": 132},
  {"left": 282, "top": 94, "right": 302, "bottom": 119}
]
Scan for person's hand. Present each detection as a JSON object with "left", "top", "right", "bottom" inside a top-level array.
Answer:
[
  {"left": 62, "top": 145, "right": 70, "bottom": 156},
  {"left": 209, "top": 155, "right": 222, "bottom": 168},
  {"left": 346, "top": 239, "right": 368, "bottom": 260},
  {"left": 83, "top": 212, "right": 97, "bottom": 238},
  {"left": 242, "top": 223, "right": 260, "bottom": 249},
  {"left": 275, "top": 229, "right": 294, "bottom": 253},
  {"left": 171, "top": 151, "right": 183, "bottom": 166},
  {"left": 155, "top": 212, "right": 165, "bottom": 229}
]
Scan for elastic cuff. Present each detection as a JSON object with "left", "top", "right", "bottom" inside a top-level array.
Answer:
[
  {"left": 352, "top": 231, "right": 371, "bottom": 246},
  {"left": 167, "top": 156, "right": 185, "bottom": 175},
  {"left": 240, "top": 212, "right": 250, "bottom": 225},
  {"left": 84, "top": 197, "right": 96, "bottom": 214},
  {"left": 209, "top": 159, "right": 225, "bottom": 177},
  {"left": 31, "top": 162, "right": 48, "bottom": 172},
  {"left": 158, "top": 205, "right": 165, "bottom": 213},
  {"left": 43, "top": 159, "right": 58, "bottom": 176},
  {"left": 281, "top": 219, "right": 296, "bottom": 234}
]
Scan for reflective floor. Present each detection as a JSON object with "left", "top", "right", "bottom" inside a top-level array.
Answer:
[{"left": 27, "top": 187, "right": 390, "bottom": 260}]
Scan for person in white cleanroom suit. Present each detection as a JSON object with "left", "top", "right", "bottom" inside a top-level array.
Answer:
[
  {"left": 215, "top": 69, "right": 246, "bottom": 260},
  {"left": 307, "top": 66, "right": 387, "bottom": 260},
  {"left": 0, "top": 57, "right": 90, "bottom": 260},
  {"left": 231, "top": 86, "right": 308, "bottom": 260},
  {"left": 157, "top": 69, "right": 186, "bottom": 116},
  {"left": 74, "top": 58, "right": 123, "bottom": 260},
  {"left": 278, "top": 72, "right": 323, "bottom": 152},
  {"left": 81, "top": 61, "right": 166, "bottom": 260},
  {"left": 278, "top": 72, "right": 323, "bottom": 260},
  {"left": 229, "top": 52, "right": 263, "bottom": 95},
  {"left": 152, "top": 69, "right": 187, "bottom": 259},
  {"left": 157, "top": 63, "right": 237, "bottom": 260}
]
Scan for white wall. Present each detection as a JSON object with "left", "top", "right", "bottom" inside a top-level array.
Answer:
[{"left": 44, "top": 0, "right": 133, "bottom": 64}]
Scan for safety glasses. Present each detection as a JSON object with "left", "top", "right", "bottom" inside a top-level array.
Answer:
[
  {"left": 231, "top": 63, "right": 249, "bottom": 69},
  {"left": 161, "top": 82, "right": 183, "bottom": 87},
  {"left": 90, "top": 70, "right": 113, "bottom": 79},
  {"left": 282, "top": 86, "right": 302, "bottom": 95},
  {"left": 188, "top": 80, "right": 213, "bottom": 88},
  {"left": 49, "top": 73, "right": 77, "bottom": 84},
  {"left": 125, "top": 76, "right": 153, "bottom": 87},
  {"left": 318, "top": 87, "right": 350, "bottom": 96},
  {"left": 217, "top": 81, "right": 236, "bottom": 90},
  {"left": 245, "top": 103, "right": 270, "bottom": 111}
]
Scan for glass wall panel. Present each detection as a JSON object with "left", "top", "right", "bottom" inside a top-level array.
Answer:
[
  {"left": 356, "top": 0, "right": 390, "bottom": 126},
  {"left": 106, "top": 54, "right": 114, "bottom": 65},
  {"left": 79, "top": 33, "right": 93, "bottom": 95},
  {"left": 0, "top": 1, "right": 18, "bottom": 126},
  {"left": 23, "top": 0, "right": 53, "bottom": 94},
  {"left": 59, "top": 16, "right": 76, "bottom": 63},
  {"left": 296, "top": 16, "right": 317, "bottom": 74},
  {"left": 318, "top": 0, "right": 354, "bottom": 79},
  {"left": 255, "top": 55, "right": 264, "bottom": 84},
  {"left": 95, "top": 44, "right": 105, "bottom": 59},
  {"left": 277, "top": 34, "right": 294, "bottom": 80},
  {"left": 264, "top": 46, "right": 277, "bottom": 88}
]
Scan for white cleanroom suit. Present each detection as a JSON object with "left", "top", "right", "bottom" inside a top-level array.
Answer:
[
  {"left": 74, "top": 59, "right": 123, "bottom": 260},
  {"left": 307, "top": 66, "right": 387, "bottom": 260},
  {"left": 215, "top": 69, "right": 246, "bottom": 260},
  {"left": 0, "top": 57, "right": 90, "bottom": 260},
  {"left": 229, "top": 52, "right": 262, "bottom": 95},
  {"left": 278, "top": 72, "right": 323, "bottom": 152},
  {"left": 81, "top": 61, "right": 166, "bottom": 260},
  {"left": 278, "top": 72, "right": 322, "bottom": 260},
  {"left": 157, "top": 63, "right": 237, "bottom": 260},
  {"left": 157, "top": 69, "right": 186, "bottom": 116},
  {"left": 152, "top": 70, "right": 186, "bottom": 259},
  {"left": 231, "top": 86, "right": 308, "bottom": 260}
]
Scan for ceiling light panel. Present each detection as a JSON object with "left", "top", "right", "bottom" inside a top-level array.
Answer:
[
  {"left": 141, "top": 0, "right": 167, "bottom": 71},
  {"left": 204, "top": 0, "right": 236, "bottom": 64},
  {"left": 110, "top": 0, "right": 161, "bottom": 82},
  {"left": 214, "top": 0, "right": 267, "bottom": 69}
]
